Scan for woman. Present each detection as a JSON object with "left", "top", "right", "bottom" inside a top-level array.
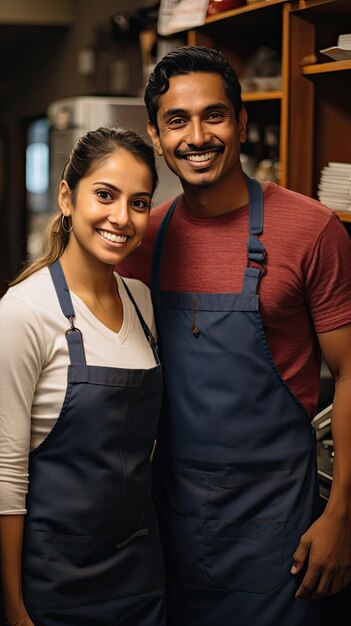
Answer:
[{"left": 0, "top": 127, "right": 165, "bottom": 625}]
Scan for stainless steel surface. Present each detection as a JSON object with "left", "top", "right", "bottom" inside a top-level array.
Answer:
[
  {"left": 312, "top": 403, "right": 333, "bottom": 501},
  {"left": 47, "top": 96, "right": 182, "bottom": 212}
]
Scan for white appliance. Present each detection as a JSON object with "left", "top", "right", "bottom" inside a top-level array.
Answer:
[{"left": 47, "top": 96, "right": 181, "bottom": 210}]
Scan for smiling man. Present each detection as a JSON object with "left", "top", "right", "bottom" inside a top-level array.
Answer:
[{"left": 118, "top": 46, "right": 351, "bottom": 626}]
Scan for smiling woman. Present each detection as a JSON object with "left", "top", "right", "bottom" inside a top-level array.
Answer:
[{"left": 0, "top": 127, "right": 166, "bottom": 626}]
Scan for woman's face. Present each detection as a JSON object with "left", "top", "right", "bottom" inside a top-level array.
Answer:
[{"left": 60, "top": 148, "right": 153, "bottom": 267}]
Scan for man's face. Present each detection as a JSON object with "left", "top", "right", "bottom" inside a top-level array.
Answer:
[{"left": 148, "top": 72, "right": 247, "bottom": 190}]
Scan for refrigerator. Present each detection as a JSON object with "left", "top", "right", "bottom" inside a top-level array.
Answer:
[{"left": 47, "top": 96, "right": 182, "bottom": 212}]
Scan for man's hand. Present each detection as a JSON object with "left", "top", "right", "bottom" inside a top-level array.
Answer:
[{"left": 291, "top": 509, "right": 351, "bottom": 599}]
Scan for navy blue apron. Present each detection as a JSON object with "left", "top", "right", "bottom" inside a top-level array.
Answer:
[
  {"left": 22, "top": 260, "right": 166, "bottom": 626},
  {"left": 150, "top": 177, "right": 321, "bottom": 625}
]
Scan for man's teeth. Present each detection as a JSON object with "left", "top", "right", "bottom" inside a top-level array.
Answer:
[
  {"left": 186, "top": 151, "right": 217, "bottom": 162},
  {"left": 97, "top": 229, "right": 127, "bottom": 243}
]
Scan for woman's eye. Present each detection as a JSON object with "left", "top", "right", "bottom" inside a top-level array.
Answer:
[
  {"left": 96, "top": 190, "right": 112, "bottom": 201},
  {"left": 131, "top": 199, "right": 149, "bottom": 211}
]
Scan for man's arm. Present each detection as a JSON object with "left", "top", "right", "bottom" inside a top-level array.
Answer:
[{"left": 291, "top": 323, "right": 351, "bottom": 599}]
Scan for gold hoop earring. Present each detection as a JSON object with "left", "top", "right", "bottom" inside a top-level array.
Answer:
[{"left": 61, "top": 214, "right": 72, "bottom": 233}]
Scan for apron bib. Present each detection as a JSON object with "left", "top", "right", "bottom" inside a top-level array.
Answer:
[
  {"left": 22, "top": 260, "right": 166, "bottom": 626},
  {"left": 150, "top": 177, "right": 321, "bottom": 626}
]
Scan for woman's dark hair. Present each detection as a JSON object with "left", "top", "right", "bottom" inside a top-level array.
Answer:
[
  {"left": 63, "top": 126, "right": 158, "bottom": 203},
  {"left": 10, "top": 126, "right": 158, "bottom": 285},
  {"left": 145, "top": 45, "right": 243, "bottom": 131}
]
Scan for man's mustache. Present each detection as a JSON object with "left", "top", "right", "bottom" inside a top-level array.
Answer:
[{"left": 175, "top": 144, "right": 225, "bottom": 157}]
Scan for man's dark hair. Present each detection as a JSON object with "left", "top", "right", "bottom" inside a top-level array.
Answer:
[{"left": 144, "top": 45, "right": 243, "bottom": 132}]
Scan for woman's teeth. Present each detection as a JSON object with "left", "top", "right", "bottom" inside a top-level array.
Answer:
[{"left": 97, "top": 229, "right": 127, "bottom": 243}]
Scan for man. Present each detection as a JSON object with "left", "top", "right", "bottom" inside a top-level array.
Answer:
[{"left": 118, "top": 46, "right": 351, "bottom": 625}]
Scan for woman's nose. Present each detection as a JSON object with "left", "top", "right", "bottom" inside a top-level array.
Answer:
[{"left": 108, "top": 201, "right": 130, "bottom": 227}]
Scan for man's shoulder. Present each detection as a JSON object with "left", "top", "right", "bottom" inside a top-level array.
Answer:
[
  {"left": 117, "top": 196, "right": 182, "bottom": 285},
  {"left": 265, "top": 181, "right": 333, "bottom": 215},
  {"left": 149, "top": 195, "right": 180, "bottom": 227}
]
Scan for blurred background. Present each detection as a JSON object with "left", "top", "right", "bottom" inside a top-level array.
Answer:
[{"left": 0, "top": 0, "right": 185, "bottom": 294}]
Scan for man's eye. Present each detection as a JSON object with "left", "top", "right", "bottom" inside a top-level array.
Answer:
[
  {"left": 97, "top": 190, "right": 112, "bottom": 201},
  {"left": 169, "top": 118, "right": 186, "bottom": 127},
  {"left": 207, "top": 112, "right": 223, "bottom": 121}
]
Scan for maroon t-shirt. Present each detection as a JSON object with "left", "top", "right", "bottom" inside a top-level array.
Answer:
[{"left": 119, "top": 182, "right": 351, "bottom": 418}]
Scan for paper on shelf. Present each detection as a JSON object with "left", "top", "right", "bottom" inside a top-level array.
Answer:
[
  {"left": 319, "top": 46, "right": 351, "bottom": 61},
  {"left": 157, "top": 0, "right": 210, "bottom": 36}
]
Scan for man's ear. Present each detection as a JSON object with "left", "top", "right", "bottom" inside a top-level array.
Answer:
[
  {"left": 58, "top": 180, "right": 72, "bottom": 216},
  {"left": 147, "top": 121, "right": 163, "bottom": 157},
  {"left": 238, "top": 106, "right": 248, "bottom": 144}
]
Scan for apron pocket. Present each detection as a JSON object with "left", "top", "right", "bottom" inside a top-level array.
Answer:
[
  {"left": 205, "top": 518, "right": 285, "bottom": 593},
  {"left": 161, "top": 510, "right": 213, "bottom": 588},
  {"left": 23, "top": 514, "right": 164, "bottom": 610},
  {"left": 29, "top": 530, "right": 95, "bottom": 556}
]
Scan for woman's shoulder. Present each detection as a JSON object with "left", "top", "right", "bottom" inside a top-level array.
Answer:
[
  {"left": 0, "top": 267, "right": 58, "bottom": 321},
  {"left": 2, "top": 266, "right": 48, "bottom": 301}
]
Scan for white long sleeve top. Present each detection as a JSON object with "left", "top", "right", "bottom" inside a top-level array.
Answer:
[{"left": 0, "top": 267, "right": 157, "bottom": 514}]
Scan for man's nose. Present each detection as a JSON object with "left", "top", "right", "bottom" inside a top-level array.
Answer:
[{"left": 186, "top": 119, "right": 212, "bottom": 147}]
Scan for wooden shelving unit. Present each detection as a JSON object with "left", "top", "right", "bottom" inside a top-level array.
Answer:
[
  {"left": 182, "top": 0, "right": 351, "bottom": 219},
  {"left": 242, "top": 90, "right": 283, "bottom": 101},
  {"left": 289, "top": 0, "right": 351, "bottom": 209},
  {"left": 187, "top": 0, "right": 291, "bottom": 187},
  {"left": 335, "top": 211, "right": 351, "bottom": 224},
  {"left": 302, "top": 59, "right": 351, "bottom": 75}
]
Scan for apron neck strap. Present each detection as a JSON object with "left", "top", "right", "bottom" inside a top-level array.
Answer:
[
  {"left": 151, "top": 195, "right": 179, "bottom": 303},
  {"left": 49, "top": 260, "right": 86, "bottom": 366},
  {"left": 151, "top": 178, "right": 266, "bottom": 299},
  {"left": 243, "top": 176, "right": 266, "bottom": 295},
  {"left": 121, "top": 279, "right": 160, "bottom": 365},
  {"left": 247, "top": 175, "right": 264, "bottom": 236}
]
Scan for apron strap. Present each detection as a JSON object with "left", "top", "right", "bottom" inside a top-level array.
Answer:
[
  {"left": 151, "top": 196, "right": 179, "bottom": 304},
  {"left": 242, "top": 177, "right": 266, "bottom": 295},
  {"left": 121, "top": 279, "right": 160, "bottom": 365},
  {"left": 151, "top": 180, "right": 266, "bottom": 298},
  {"left": 49, "top": 260, "right": 86, "bottom": 366}
]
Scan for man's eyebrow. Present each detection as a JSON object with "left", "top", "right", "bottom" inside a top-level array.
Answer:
[
  {"left": 162, "top": 103, "right": 230, "bottom": 120},
  {"left": 162, "top": 108, "right": 187, "bottom": 120}
]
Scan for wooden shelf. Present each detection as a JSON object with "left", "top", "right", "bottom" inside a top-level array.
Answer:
[
  {"left": 335, "top": 210, "right": 351, "bottom": 223},
  {"left": 204, "top": 0, "right": 288, "bottom": 24},
  {"left": 292, "top": 0, "right": 351, "bottom": 16},
  {"left": 242, "top": 90, "right": 282, "bottom": 101},
  {"left": 302, "top": 59, "right": 351, "bottom": 75},
  {"left": 186, "top": 0, "right": 350, "bottom": 199}
]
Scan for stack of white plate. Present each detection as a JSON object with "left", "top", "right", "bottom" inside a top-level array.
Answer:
[
  {"left": 317, "top": 162, "right": 351, "bottom": 211},
  {"left": 337, "top": 33, "right": 351, "bottom": 49}
]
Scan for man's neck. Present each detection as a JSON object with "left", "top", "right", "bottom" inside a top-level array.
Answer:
[{"left": 182, "top": 170, "right": 250, "bottom": 218}]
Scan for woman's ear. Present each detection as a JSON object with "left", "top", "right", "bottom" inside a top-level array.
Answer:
[
  {"left": 147, "top": 121, "right": 163, "bottom": 157},
  {"left": 58, "top": 180, "right": 72, "bottom": 216}
]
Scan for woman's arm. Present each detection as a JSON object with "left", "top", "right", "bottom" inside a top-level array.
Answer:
[
  {"left": 0, "top": 294, "right": 45, "bottom": 626},
  {"left": 0, "top": 515, "right": 34, "bottom": 624}
]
